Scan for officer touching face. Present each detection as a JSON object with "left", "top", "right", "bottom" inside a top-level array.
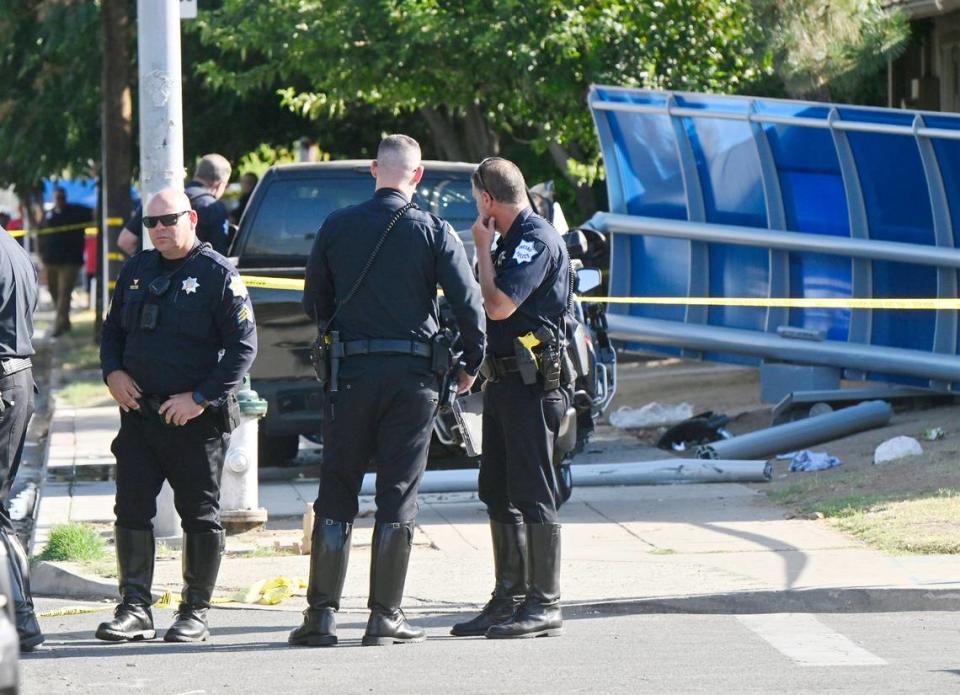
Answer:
[
  {"left": 291, "top": 134, "right": 485, "bottom": 648},
  {"left": 97, "top": 187, "right": 257, "bottom": 644},
  {"left": 451, "top": 157, "right": 571, "bottom": 640}
]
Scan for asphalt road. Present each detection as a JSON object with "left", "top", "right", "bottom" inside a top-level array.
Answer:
[{"left": 22, "top": 599, "right": 960, "bottom": 694}]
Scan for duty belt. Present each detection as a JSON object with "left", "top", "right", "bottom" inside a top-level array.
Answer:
[
  {"left": 479, "top": 355, "right": 521, "bottom": 382},
  {"left": 334, "top": 339, "right": 432, "bottom": 359},
  {"left": 0, "top": 357, "right": 31, "bottom": 377}
]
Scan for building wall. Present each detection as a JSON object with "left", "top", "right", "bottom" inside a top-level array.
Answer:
[{"left": 890, "top": 10, "right": 960, "bottom": 112}]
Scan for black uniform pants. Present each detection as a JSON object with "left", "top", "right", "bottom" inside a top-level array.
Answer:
[
  {"left": 479, "top": 373, "right": 566, "bottom": 525},
  {"left": 315, "top": 355, "right": 439, "bottom": 524},
  {"left": 112, "top": 406, "right": 228, "bottom": 533},
  {"left": 0, "top": 368, "right": 34, "bottom": 535}
]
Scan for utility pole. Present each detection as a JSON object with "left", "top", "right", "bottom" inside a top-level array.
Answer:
[
  {"left": 137, "top": 0, "right": 185, "bottom": 539},
  {"left": 136, "top": 0, "right": 185, "bottom": 252}
]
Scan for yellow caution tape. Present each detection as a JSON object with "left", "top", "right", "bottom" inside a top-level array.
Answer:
[
  {"left": 238, "top": 273, "right": 960, "bottom": 310},
  {"left": 240, "top": 275, "right": 306, "bottom": 291},
  {"left": 38, "top": 605, "right": 113, "bottom": 618},
  {"left": 38, "top": 576, "right": 308, "bottom": 618},
  {"left": 5, "top": 217, "right": 123, "bottom": 240},
  {"left": 107, "top": 252, "right": 126, "bottom": 262}
]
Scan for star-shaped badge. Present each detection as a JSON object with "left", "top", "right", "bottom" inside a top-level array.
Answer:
[
  {"left": 228, "top": 274, "right": 248, "bottom": 299},
  {"left": 182, "top": 277, "right": 200, "bottom": 294}
]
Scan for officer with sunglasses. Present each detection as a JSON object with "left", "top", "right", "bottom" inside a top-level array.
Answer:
[
  {"left": 451, "top": 157, "right": 571, "bottom": 640},
  {"left": 97, "top": 187, "right": 257, "bottom": 644},
  {"left": 0, "top": 225, "right": 44, "bottom": 651}
]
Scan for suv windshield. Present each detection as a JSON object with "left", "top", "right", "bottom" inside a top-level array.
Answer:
[{"left": 241, "top": 171, "right": 477, "bottom": 259}]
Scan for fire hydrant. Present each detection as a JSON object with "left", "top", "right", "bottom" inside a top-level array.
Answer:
[{"left": 220, "top": 375, "right": 269, "bottom": 533}]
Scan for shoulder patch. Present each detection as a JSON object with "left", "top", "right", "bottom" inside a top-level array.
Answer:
[
  {"left": 512, "top": 239, "right": 539, "bottom": 265},
  {"left": 228, "top": 274, "right": 247, "bottom": 299}
]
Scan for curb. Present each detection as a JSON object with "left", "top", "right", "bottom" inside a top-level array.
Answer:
[
  {"left": 32, "top": 561, "right": 118, "bottom": 602},
  {"left": 573, "top": 587, "right": 960, "bottom": 615},
  {"left": 33, "top": 558, "right": 960, "bottom": 614}
]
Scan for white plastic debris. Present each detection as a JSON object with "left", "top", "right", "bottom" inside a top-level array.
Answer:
[
  {"left": 873, "top": 436, "right": 923, "bottom": 465},
  {"left": 789, "top": 450, "right": 843, "bottom": 472},
  {"left": 609, "top": 402, "right": 694, "bottom": 429}
]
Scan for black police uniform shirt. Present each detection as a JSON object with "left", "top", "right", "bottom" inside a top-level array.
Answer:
[
  {"left": 302, "top": 188, "right": 486, "bottom": 373},
  {"left": 185, "top": 181, "right": 232, "bottom": 255},
  {"left": 0, "top": 228, "right": 38, "bottom": 358},
  {"left": 100, "top": 243, "right": 258, "bottom": 405},
  {"left": 487, "top": 207, "right": 570, "bottom": 358},
  {"left": 124, "top": 185, "right": 230, "bottom": 255}
]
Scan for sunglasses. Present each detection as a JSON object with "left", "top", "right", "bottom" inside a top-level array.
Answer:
[
  {"left": 474, "top": 157, "right": 503, "bottom": 201},
  {"left": 142, "top": 210, "right": 191, "bottom": 228}
]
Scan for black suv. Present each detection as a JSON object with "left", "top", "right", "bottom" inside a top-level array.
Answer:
[{"left": 230, "top": 161, "right": 479, "bottom": 465}]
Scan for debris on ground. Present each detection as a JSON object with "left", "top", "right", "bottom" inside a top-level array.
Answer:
[
  {"left": 609, "top": 402, "right": 693, "bottom": 429},
  {"left": 921, "top": 427, "right": 946, "bottom": 442},
  {"left": 656, "top": 411, "right": 731, "bottom": 451},
  {"left": 788, "top": 450, "right": 843, "bottom": 472},
  {"left": 874, "top": 436, "right": 924, "bottom": 465}
]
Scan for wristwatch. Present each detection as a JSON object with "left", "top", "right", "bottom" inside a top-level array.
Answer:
[{"left": 192, "top": 391, "right": 209, "bottom": 408}]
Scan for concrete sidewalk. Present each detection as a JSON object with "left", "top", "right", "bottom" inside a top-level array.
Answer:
[{"left": 33, "top": 401, "right": 960, "bottom": 613}]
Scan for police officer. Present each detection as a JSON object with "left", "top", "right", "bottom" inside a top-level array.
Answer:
[
  {"left": 0, "top": 225, "right": 43, "bottom": 651},
  {"left": 291, "top": 134, "right": 485, "bottom": 647},
  {"left": 452, "top": 157, "right": 570, "bottom": 639},
  {"left": 117, "top": 153, "right": 233, "bottom": 257},
  {"left": 97, "top": 187, "right": 257, "bottom": 643}
]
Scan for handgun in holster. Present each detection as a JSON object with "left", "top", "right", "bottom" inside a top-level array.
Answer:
[
  {"left": 310, "top": 330, "right": 342, "bottom": 391},
  {"left": 514, "top": 326, "right": 563, "bottom": 390}
]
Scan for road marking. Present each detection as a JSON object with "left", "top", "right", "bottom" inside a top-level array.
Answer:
[{"left": 738, "top": 614, "right": 887, "bottom": 667}]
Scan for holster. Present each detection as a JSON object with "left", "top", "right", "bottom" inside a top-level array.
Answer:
[{"left": 310, "top": 333, "right": 331, "bottom": 388}]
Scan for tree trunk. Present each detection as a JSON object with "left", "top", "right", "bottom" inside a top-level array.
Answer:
[
  {"left": 99, "top": 0, "right": 133, "bottom": 335},
  {"left": 420, "top": 106, "right": 464, "bottom": 161},
  {"left": 463, "top": 101, "right": 497, "bottom": 161},
  {"left": 546, "top": 141, "right": 597, "bottom": 217}
]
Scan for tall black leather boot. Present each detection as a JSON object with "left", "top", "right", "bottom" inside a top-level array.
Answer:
[
  {"left": 289, "top": 518, "right": 352, "bottom": 647},
  {"left": 1, "top": 529, "right": 44, "bottom": 651},
  {"left": 486, "top": 523, "right": 562, "bottom": 639},
  {"left": 361, "top": 522, "right": 425, "bottom": 646},
  {"left": 451, "top": 521, "right": 526, "bottom": 637},
  {"left": 96, "top": 526, "right": 156, "bottom": 642},
  {"left": 164, "top": 530, "right": 223, "bottom": 643}
]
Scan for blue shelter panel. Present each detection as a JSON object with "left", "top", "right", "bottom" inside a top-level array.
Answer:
[
  {"left": 608, "top": 108, "right": 688, "bottom": 324},
  {"left": 845, "top": 127, "right": 936, "bottom": 353},
  {"left": 765, "top": 123, "right": 853, "bottom": 341},
  {"left": 684, "top": 115, "right": 769, "bottom": 335}
]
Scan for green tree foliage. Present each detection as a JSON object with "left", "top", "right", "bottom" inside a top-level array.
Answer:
[
  {"left": 196, "top": 0, "right": 768, "bottom": 214},
  {"left": 756, "top": 0, "right": 909, "bottom": 101},
  {"left": 0, "top": 1, "right": 102, "bottom": 193}
]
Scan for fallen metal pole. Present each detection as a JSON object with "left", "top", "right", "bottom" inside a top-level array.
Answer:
[
  {"left": 697, "top": 400, "right": 893, "bottom": 461},
  {"left": 358, "top": 458, "right": 771, "bottom": 495}
]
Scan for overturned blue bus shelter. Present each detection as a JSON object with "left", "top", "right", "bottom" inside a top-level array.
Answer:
[{"left": 587, "top": 85, "right": 960, "bottom": 390}]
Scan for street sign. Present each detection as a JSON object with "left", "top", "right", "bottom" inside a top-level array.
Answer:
[{"left": 180, "top": 0, "right": 197, "bottom": 20}]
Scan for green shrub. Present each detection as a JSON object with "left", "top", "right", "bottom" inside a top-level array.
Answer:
[{"left": 37, "top": 523, "right": 108, "bottom": 562}]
